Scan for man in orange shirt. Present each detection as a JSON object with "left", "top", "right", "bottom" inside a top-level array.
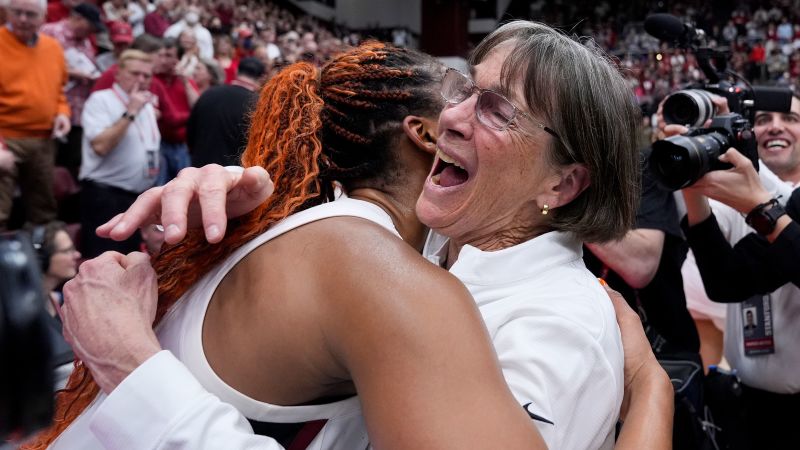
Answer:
[{"left": 0, "top": 0, "right": 71, "bottom": 229}]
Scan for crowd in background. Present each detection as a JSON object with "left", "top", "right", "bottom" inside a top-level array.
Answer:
[
  {"left": 525, "top": 0, "right": 800, "bottom": 116},
  {"left": 1, "top": 2, "right": 800, "bottom": 448}
]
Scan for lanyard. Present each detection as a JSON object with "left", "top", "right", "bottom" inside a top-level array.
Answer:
[{"left": 111, "top": 85, "right": 159, "bottom": 148}]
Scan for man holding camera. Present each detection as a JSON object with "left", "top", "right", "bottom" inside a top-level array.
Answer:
[
  {"left": 583, "top": 132, "right": 704, "bottom": 449},
  {"left": 680, "top": 95, "right": 800, "bottom": 450}
]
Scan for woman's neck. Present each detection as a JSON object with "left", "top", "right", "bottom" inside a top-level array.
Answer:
[
  {"left": 444, "top": 223, "right": 550, "bottom": 269},
  {"left": 348, "top": 187, "right": 428, "bottom": 252}
]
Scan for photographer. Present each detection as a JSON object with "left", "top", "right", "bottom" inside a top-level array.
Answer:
[
  {"left": 678, "top": 95, "right": 800, "bottom": 450},
  {"left": 683, "top": 149, "right": 799, "bottom": 295}
]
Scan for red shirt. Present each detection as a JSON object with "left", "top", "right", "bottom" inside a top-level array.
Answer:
[
  {"left": 222, "top": 56, "right": 239, "bottom": 84},
  {"left": 46, "top": 1, "right": 69, "bottom": 23},
  {"left": 749, "top": 45, "right": 766, "bottom": 63},
  {"left": 144, "top": 11, "right": 171, "bottom": 38},
  {"left": 154, "top": 73, "right": 195, "bottom": 144}
]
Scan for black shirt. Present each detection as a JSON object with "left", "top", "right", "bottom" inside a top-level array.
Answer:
[
  {"left": 584, "top": 152, "right": 700, "bottom": 354},
  {"left": 187, "top": 84, "right": 256, "bottom": 167},
  {"left": 683, "top": 187, "right": 800, "bottom": 301}
]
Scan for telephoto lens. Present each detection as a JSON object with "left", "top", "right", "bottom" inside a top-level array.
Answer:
[
  {"left": 649, "top": 113, "right": 757, "bottom": 190},
  {"left": 649, "top": 131, "right": 730, "bottom": 190},
  {"left": 662, "top": 89, "right": 717, "bottom": 127}
]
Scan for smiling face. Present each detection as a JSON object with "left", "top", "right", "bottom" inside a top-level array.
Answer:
[
  {"left": 754, "top": 96, "right": 800, "bottom": 184},
  {"left": 416, "top": 45, "right": 561, "bottom": 249},
  {"left": 417, "top": 21, "right": 640, "bottom": 248}
]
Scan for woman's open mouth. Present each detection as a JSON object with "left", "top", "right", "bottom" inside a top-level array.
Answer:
[{"left": 430, "top": 149, "right": 470, "bottom": 188}]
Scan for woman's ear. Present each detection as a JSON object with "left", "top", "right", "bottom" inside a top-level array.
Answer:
[
  {"left": 402, "top": 115, "right": 438, "bottom": 155},
  {"left": 538, "top": 163, "right": 590, "bottom": 209}
]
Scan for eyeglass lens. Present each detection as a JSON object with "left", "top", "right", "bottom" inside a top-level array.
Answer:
[{"left": 442, "top": 70, "right": 516, "bottom": 130}]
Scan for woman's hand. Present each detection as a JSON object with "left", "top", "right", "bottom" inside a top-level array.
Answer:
[{"left": 96, "top": 165, "right": 273, "bottom": 245}]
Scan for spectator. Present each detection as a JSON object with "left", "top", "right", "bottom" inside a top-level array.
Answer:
[
  {"left": 777, "top": 18, "right": 793, "bottom": 44},
  {"left": 45, "top": 0, "right": 79, "bottom": 23},
  {"left": 0, "top": 141, "right": 13, "bottom": 174},
  {"left": 721, "top": 20, "right": 738, "bottom": 43},
  {"left": 143, "top": 0, "right": 172, "bottom": 38},
  {"left": 102, "top": 0, "right": 146, "bottom": 37},
  {"left": 250, "top": 43, "right": 275, "bottom": 77},
  {"left": 187, "top": 56, "right": 264, "bottom": 167},
  {"left": 40, "top": 2, "right": 105, "bottom": 178},
  {"left": 258, "top": 24, "right": 281, "bottom": 61},
  {"left": 24, "top": 220, "right": 80, "bottom": 388},
  {"left": 92, "top": 32, "right": 164, "bottom": 92},
  {"left": 0, "top": 0, "right": 70, "bottom": 230},
  {"left": 79, "top": 49, "right": 160, "bottom": 257},
  {"left": 191, "top": 58, "right": 222, "bottom": 94},
  {"left": 153, "top": 37, "right": 198, "bottom": 185},
  {"left": 96, "top": 21, "right": 133, "bottom": 72},
  {"left": 213, "top": 0, "right": 235, "bottom": 32},
  {"left": 164, "top": 6, "right": 213, "bottom": 60},
  {"left": 175, "top": 28, "right": 200, "bottom": 79},
  {"left": 215, "top": 34, "right": 238, "bottom": 83}
]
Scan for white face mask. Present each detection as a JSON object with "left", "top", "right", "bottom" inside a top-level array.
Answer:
[{"left": 185, "top": 12, "right": 199, "bottom": 25}]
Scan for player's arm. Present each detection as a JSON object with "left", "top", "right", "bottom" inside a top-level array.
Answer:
[{"left": 320, "top": 228, "right": 545, "bottom": 449}]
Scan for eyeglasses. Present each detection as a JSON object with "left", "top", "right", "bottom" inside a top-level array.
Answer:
[
  {"left": 53, "top": 246, "right": 77, "bottom": 255},
  {"left": 440, "top": 68, "right": 561, "bottom": 141}
]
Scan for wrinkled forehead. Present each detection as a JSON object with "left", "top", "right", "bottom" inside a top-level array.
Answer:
[{"left": 468, "top": 43, "right": 528, "bottom": 107}]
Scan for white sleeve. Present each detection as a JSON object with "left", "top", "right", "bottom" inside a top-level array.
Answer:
[
  {"left": 89, "top": 351, "right": 286, "bottom": 450},
  {"left": 198, "top": 29, "right": 214, "bottom": 60},
  {"left": 128, "top": 3, "right": 145, "bottom": 26},
  {"left": 164, "top": 23, "right": 181, "bottom": 39},
  {"left": 81, "top": 94, "right": 116, "bottom": 143}
]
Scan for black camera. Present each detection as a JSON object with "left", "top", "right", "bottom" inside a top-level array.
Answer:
[
  {"left": 662, "top": 82, "right": 791, "bottom": 129},
  {"left": 0, "top": 232, "right": 54, "bottom": 441},
  {"left": 650, "top": 114, "right": 756, "bottom": 190},
  {"left": 644, "top": 14, "right": 793, "bottom": 189}
]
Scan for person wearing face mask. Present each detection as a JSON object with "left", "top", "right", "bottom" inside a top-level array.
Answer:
[{"left": 164, "top": 7, "right": 213, "bottom": 60}]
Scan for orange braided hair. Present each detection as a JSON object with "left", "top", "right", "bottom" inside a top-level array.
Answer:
[{"left": 27, "top": 41, "right": 444, "bottom": 448}]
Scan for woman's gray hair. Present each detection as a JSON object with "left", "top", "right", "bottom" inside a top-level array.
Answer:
[{"left": 470, "top": 20, "right": 641, "bottom": 242}]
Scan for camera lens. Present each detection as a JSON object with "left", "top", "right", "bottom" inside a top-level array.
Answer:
[
  {"left": 649, "top": 132, "right": 728, "bottom": 189},
  {"left": 662, "top": 89, "right": 716, "bottom": 127}
]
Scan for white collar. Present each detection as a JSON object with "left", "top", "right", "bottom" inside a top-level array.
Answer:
[
  {"left": 111, "top": 83, "right": 130, "bottom": 102},
  {"left": 423, "top": 230, "right": 584, "bottom": 286}
]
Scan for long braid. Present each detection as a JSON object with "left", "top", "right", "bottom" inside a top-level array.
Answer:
[
  {"left": 28, "top": 41, "right": 444, "bottom": 449},
  {"left": 25, "top": 62, "right": 327, "bottom": 450}
]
